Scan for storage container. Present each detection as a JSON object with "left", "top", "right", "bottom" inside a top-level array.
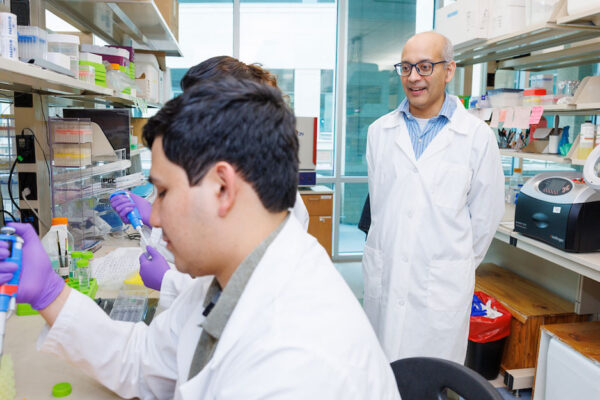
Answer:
[
  {"left": 46, "top": 52, "right": 71, "bottom": 71},
  {"left": 0, "top": 36, "right": 17, "bottom": 60},
  {"left": 0, "top": 12, "right": 17, "bottom": 37},
  {"left": 17, "top": 25, "right": 46, "bottom": 60},
  {"left": 531, "top": 74, "right": 554, "bottom": 94},
  {"left": 80, "top": 52, "right": 106, "bottom": 87},
  {"left": 106, "top": 63, "right": 130, "bottom": 93},
  {"left": 78, "top": 64, "right": 95, "bottom": 85},
  {"left": 488, "top": 88, "right": 523, "bottom": 107},
  {"left": 490, "top": 0, "right": 526, "bottom": 38},
  {"left": 567, "top": 0, "right": 600, "bottom": 16},
  {"left": 48, "top": 33, "right": 79, "bottom": 75},
  {"left": 523, "top": 88, "right": 546, "bottom": 106},
  {"left": 526, "top": 0, "right": 561, "bottom": 25},
  {"left": 135, "top": 52, "right": 160, "bottom": 103}
]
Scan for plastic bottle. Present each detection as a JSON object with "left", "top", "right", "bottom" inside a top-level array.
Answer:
[
  {"left": 578, "top": 121, "right": 595, "bottom": 160},
  {"left": 76, "top": 259, "right": 89, "bottom": 290},
  {"left": 40, "top": 217, "right": 74, "bottom": 280},
  {"left": 508, "top": 168, "right": 524, "bottom": 205},
  {"left": 595, "top": 124, "right": 600, "bottom": 148}
]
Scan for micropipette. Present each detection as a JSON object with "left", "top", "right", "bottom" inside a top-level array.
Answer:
[
  {"left": 0, "top": 226, "right": 23, "bottom": 358},
  {"left": 109, "top": 191, "right": 152, "bottom": 253}
]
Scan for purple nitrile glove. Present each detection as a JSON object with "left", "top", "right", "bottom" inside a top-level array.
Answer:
[
  {"left": 0, "top": 223, "right": 65, "bottom": 310},
  {"left": 110, "top": 191, "right": 152, "bottom": 226},
  {"left": 139, "top": 246, "right": 169, "bottom": 291}
]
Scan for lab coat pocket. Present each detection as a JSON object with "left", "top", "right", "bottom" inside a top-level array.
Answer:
[
  {"left": 426, "top": 259, "right": 473, "bottom": 311},
  {"left": 362, "top": 245, "right": 383, "bottom": 297},
  {"left": 434, "top": 162, "right": 472, "bottom": 210}
]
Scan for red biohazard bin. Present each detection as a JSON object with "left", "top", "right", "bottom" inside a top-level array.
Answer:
[{"left": 466, "top": 291, "right": 512, "bottom": 379}]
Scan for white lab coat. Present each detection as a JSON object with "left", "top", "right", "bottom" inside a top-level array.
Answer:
[
  {"left": 39, "top": 216, "right": 400, "bottom": 400},
  {"left": 157, "top": 191, "right": 310, "bottom": 309},
  {"left": 363, "top": 96, "right": 504, "bottom": 364}
]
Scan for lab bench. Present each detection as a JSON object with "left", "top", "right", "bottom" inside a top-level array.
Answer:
[{"left": 6, "top": 236, "right": 153, "bottom": 399}]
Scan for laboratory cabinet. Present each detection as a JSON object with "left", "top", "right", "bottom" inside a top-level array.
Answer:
[
  {"left": 475, "top": 263, "right": 590, "bottom": 372},
  {"left": 300, "top": 186, "right": 333, "bottom": 256},
  {"left": 533, "top": 322, "right": 600, "bottom": 400}
]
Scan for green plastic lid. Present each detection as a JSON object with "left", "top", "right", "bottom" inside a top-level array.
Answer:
[
  {"left": 76, "top": 259, "right": 89, "bottom": 268},
  {"left": 71, "top": 251, "right": 82, "bottom": 258},
  {"left": 81, "top": 251, "right": 94, "bottom": 259},
  {"left": 52, "top": 382, "right": 72, "bottom": 397}
]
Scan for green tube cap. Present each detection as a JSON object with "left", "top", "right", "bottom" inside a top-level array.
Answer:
[
  {"left": 76, "top": 259, "right": 89, "bottom": 268},
  {"left": 81, "top": 251, "right": 94, "bottom": 260},
  {"left": 70, "top": 251, "right": 82, "bottom": 258},
  {"left": 52, "top": 382, "right": 72, "bottom": 397}
]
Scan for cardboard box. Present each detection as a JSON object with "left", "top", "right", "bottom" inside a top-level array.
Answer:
[
  {"left": 435, "top": 0, "right": 490, "bottom": 46},
  {"left": 56, "top": 31, "right": 93, "bottom": 45},
  {"left": 490, "top": 0, "right": 527, "bottom": 38},
  {"left": 155, "top": 0, "right": 179, "bottom": 41}
]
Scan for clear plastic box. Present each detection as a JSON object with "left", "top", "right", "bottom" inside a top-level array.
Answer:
[
  {"left": 51, "top": 119, "right": 93, "bottom": 143},
  {"left": 17, "top": 25, "right": 46, "bottom": 60},
  {"left": 78, "top": 64, "right": 95, "bottom": 85},
  {"left": 488, "top": 88, "right": 523, "bottom": 108},
  {"left": 109, "top": 290, "right": 148, "bottom": 322},
  {"left": 48, "top": 33, "right": 79, "bottom": 75}
]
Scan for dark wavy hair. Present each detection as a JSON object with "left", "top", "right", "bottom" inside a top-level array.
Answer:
[{"left": 143, "top": 78, "right": 298, "bottom": 212}]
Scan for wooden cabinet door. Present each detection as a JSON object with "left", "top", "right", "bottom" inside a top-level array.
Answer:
[{"left": 307, "top": 215, "right": 332, "bottom": 256}]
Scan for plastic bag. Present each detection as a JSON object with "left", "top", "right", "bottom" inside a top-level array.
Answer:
[{"left": 469, "top": 291, "right": 512, "bottom": 343}]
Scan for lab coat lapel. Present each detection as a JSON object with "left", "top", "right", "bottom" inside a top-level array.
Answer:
[
  {"left": 393, "top": 117, "right": 417, "bottom": 166},
  {"left": 417, "top": 126, "right": 452, "bottom": 164}
]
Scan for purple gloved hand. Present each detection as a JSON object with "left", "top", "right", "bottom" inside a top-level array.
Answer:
[
  {"left": 139, "top": 246, "right": 169, "bottom": 291},
  {"left": 110, "top": 191, "right": 152, "bottom": 226},
  {"left": 0, "top": 223, "right": 65, "bottom": 310}
]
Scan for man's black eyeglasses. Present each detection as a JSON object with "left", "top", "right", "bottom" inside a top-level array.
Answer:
[{"left": 394, "top": 61, "right": 448, "bottom": 77}]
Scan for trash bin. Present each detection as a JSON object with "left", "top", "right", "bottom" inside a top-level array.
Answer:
[{"left": 465, "top": 291, "right": 512, "bottom": 379}]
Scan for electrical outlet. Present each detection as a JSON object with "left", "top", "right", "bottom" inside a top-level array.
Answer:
[
  {"left": 16, "top": 134, "right": 35, "bottom": 163},
  {"left": 18, "top": 172, "right": 37, "bottom": 200}
]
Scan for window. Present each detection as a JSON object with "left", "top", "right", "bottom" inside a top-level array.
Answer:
[{"left": 168, "top": 0, "right": 426, "bottom": 260}]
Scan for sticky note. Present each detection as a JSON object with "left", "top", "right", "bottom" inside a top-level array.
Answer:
[
  {"left": 513, "top": 107, "right": 533, "bottom": 129},
  {"left": 503, "top": 108, "right": 515, "bottom": 129},
  {"left": 499, "top": 109, "right": 507, "bottom": 122},
  {"left": 490, "top": 109, "right": 500, "bottom": 128},
  {"left": 529, "top": 106, "right": 544, "bottom": 125}
]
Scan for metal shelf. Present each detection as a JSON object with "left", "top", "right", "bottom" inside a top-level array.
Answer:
[
  {"left": 499, "top": 149, "right": 572, "bottom": 164},
  {"left": 46, "top": 0, "right": 182, "bottom": 57},
  {"left": 494, "top": 223, "right": 600, "bottom": 283},
  {"left": 0, "top": 57, "right": 113, "bottom": 96},
  {"left": 455, "top": 23, "right": 600, "bottom": 67},
  {"left": 0, "top": 57, "right": 163, "bottom": 109},
  {"left": 497, "top": 38, "right": 600, "bottom": 71}
]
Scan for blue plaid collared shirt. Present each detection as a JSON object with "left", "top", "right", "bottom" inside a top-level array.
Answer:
[{"left": 398, "top": 93, "right": 457, "bottom": 159}]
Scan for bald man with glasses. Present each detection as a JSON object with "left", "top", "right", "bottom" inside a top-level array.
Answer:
[{"left": 362, "top": 31, "right": 504, "bottom": 364}]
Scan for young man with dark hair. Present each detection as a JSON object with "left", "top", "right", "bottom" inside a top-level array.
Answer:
[
  {"left": 0, "top": 78, "right": 399, "bottom": 399},
  {"left": 110, "top": 56, "right": 308, "bottom": 301}
]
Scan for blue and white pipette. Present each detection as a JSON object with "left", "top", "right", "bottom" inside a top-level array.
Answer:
[
  {"left": 109, "top": 191, "right": 151, "bottom": 250},
  {"left": 0, "top": 226, "right": 23, "bottom": 358}
]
